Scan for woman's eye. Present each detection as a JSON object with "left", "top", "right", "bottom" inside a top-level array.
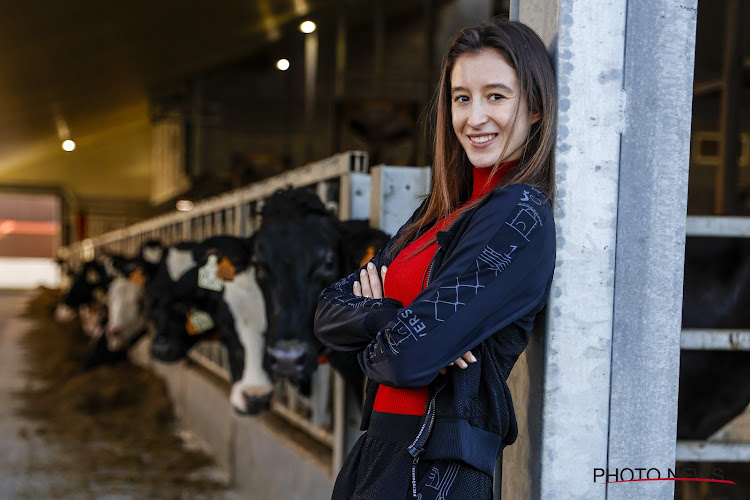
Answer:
[
  {"left": 489, "top": 93, "right": 505, "bottom": 101},
  {"left": 453, "top": 95, "right": 469, "bottom": 103}
]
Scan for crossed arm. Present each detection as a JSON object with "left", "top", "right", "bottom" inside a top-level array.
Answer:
[{"left": 353, "top": 262, "right": 476, "bottom": 374}]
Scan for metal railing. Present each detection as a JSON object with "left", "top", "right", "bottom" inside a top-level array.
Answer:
[
  {"left": 62, "top": 151, "right": 370, "bottom": 472},
  {"left": 676, "top": 215, "right": 750, "bottom": 462}
]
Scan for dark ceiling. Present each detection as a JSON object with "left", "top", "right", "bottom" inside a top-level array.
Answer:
[{"left": 0, "top": 0, "right": 338, "bottom": 165}]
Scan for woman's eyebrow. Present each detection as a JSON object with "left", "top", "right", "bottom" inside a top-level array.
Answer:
[{"left": 451, "top": 83, "right": 514, "bottom": 93}]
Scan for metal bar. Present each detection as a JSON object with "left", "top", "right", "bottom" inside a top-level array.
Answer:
[
  {"left": 75, "top": 152, "right": 363, "bottom": 248},
  {"left": 693, "top": 79, "right": 722, "bottom": 97},
  {"left": 187, "top": 347, "right": 232, "bottom": 383},
  {"left": 714, "top": 0, "right": 744, "bottom": 215},
  {"left": 271, "top": 401, "right": 334, "bottom": 447},
  {"left": 332, "top": 372, "right": 346, "bottom": 474},
  {"left": 685, "top": 216, "right": 750, "bottom": 237},
  {"left": 676, "top": 441, "right": 750, "bottom": 462},
  {"left": 681, "top": 329, "right": 750, "bottom": 350}
]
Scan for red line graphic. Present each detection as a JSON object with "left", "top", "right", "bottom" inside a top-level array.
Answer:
[{"left": 605, "top": 478, "right": 736, "bottom": 485}]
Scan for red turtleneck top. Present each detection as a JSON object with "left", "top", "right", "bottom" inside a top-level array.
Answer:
[{"left": 373, "top": 162, "right": 513, "bottom": 415}]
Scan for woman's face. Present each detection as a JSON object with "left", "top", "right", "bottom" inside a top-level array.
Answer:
[{"left": 450, "top": 48, "right": 537, "bottom": 168}]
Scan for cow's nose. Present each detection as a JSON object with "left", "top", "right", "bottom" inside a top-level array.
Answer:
[
  {"left": 150, "top": 336, "right": 183, "bottom": 362},
  {"left": 267, "top": 344, "right": 307, "bottom": 378}
]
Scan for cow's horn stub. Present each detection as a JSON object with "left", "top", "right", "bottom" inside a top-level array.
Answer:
[{"left": 216, "top": 257, "right": 236, "bottom": 281}]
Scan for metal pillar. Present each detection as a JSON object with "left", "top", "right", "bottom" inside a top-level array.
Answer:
[
  {"left": 608, "top": 1, "right": 696, "bottom": 499},
  {"left": 511, "top": 1, "right": 697, "bottom": 499}
]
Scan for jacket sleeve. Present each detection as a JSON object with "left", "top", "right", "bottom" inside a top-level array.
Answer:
[
  {"left": 357, "top": 184, "right": 556, "bottom": 388},
  {"left": 314, "top": 199, "right": 428, "bottom": 351}
]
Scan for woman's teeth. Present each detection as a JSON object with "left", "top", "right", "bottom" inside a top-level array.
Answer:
[{"left": 471, "top": 134, "right": 497, "bottom": 144}]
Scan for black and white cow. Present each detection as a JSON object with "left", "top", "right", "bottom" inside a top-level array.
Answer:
[
  {"left": 55, "top": 258, "right": 111, "bottom": 325},
  {"left": 678, "top": 237, "right": 750, "bottom": 439},
  {"left": 148, "top": 236, "right": 272, "bottom": 414},
  {"left": 252, "top": 187, "right": 390, "bottom": 395},
  {"left": 100, "top": 241, "right": 164, "bottom": 353}
]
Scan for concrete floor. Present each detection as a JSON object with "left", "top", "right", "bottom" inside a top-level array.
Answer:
[
  {"left": 0, "top": 289, "right": 63, "bottom": 498},
  {"left": 0, "top": 290, "right": 241, "bottom": 499}
]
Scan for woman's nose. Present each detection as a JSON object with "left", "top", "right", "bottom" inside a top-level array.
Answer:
[{"left": 467, "top": 101, "right": 489, "bottom": 128}]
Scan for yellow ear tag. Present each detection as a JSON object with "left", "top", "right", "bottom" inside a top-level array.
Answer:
[
  {"left": 198, "top": 255, "right": 224, "bottom": 291},
  {"left": 359, "top": 245, "right": 376, "bottom": 267},
  {"left": 216, "top": 257, "right": 236, "bottom": 282},
  {"left": 128, "top": 268, "right": 146, "bottom": 286},
  {"left": 186, "top": 310, "right": 215, "bottom": 335}
]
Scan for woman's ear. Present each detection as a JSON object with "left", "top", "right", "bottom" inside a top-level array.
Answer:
[{"left": 531, "top": 112, "right": 542, "bottom": 125}]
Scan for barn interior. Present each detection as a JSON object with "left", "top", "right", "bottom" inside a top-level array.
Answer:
[{"left": 0, "top": 0, "right": 748, "bottom": 499}]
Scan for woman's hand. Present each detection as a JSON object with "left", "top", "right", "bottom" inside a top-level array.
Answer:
[
  {"left": 439, "top": 351, "right": 476, "bottom": 374},
  {"left": 353, "top": 263, "right": 475, "bottom": 375},
  {"left": 353, "top": 262, "right": 387, "bottom": 299}
]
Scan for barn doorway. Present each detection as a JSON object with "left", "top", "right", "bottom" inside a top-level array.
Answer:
[{"left": 0, "top": 191, "right": 61, "bottom": 288}]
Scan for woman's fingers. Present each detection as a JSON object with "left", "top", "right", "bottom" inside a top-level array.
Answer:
[
  {"left": 462, "top": 351, "right": 477, "bottom": 363},
  {"left": 452, "top": 351, "right": 476, "bottom": 370},
  {"left": 366, "top": 262, "right": 382, "bottom": 299},
  {"left": 359, "top": 268, "right": 372, "bottom": 297},
  {"left": 354, "top": 263, "right": 388, "bottom": 299}
]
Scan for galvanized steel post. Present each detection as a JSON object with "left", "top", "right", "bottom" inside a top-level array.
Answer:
[{"left": 510, "top": 1, "right": 697, "bottom": 499}]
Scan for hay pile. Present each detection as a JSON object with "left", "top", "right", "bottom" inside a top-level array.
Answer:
[{"left": 17, "top": 287, "right": 229, "bottom": 499}]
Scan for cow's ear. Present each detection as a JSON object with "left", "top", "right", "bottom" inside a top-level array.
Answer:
[{"left": 338, "top": 220, "right": 391, "bottom": 272}]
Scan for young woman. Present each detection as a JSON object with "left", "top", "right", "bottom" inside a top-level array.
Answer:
[{"left": 314, "top": 17, "right": 557, "bottom": 500}]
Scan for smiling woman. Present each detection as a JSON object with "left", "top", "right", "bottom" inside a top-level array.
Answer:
[{"left": 314, "top": 16, "right": 558, "bottom": 500}]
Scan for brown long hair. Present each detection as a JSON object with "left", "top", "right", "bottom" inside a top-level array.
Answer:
[{"left": 392, "top": 17, "right": 557, "bottom": 255}]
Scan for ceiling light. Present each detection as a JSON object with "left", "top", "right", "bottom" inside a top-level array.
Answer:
[
  {"left": 299, "top": 21, "right": 316, "bottom": 34},
  {"left": 276, "top": 58, "right": 290, "bottom": 71},
  {"left": 62, "top": 139, "right": 76, "bottom": 152},
  {"left": 176, "top": 199, "right": 194, "bottom": 212}
]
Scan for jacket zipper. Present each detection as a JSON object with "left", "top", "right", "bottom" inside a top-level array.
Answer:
[
  {"left": 407, "top": 384, "right": 444, "bottom": 498},
  {"left": 422, "top": 258, "right": 435, "bottom": 290}
]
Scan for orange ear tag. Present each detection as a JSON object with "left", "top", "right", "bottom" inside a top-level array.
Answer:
[
  {"left": 216, "top": 257, "right": 236, "bottom": 281},
  {"left": 128, "top": 268, "right": 146, "bottom": 286},
  {"left": 359, "top": 245, "right": 376, "bottom": 267}
]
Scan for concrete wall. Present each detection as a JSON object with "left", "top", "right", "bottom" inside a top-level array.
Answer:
[{"left": 130, "top": 338, "right": 334, "bottom": 500}]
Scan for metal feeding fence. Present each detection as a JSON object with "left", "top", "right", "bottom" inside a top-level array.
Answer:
[
  {"left": 61, "top": 151, "right": 432, "bottom": 473},
  {"left": 677, "top": 215, "right": 750, "bottom": 464}
]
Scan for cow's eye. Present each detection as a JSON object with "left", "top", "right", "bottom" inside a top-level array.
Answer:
[
  {"left": 319, "top": 253, "right": 337, "bottom": 274},
  {"left": 255, "top": 263, "right": 269, "bottom": 282}
]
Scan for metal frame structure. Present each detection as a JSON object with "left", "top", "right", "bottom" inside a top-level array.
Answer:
[{"left": 676, "top": 215, "right": 750, "bottom": 463}]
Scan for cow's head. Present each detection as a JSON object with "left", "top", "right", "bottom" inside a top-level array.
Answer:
[
  {"left": 56, "top": 259, "right": 110, "bottom": 323},
  {"left": 60, "top": 260, "right": 108, "bottom": 307},
  {"left": 103, "top": 241, "right": 164, "bottom": 351},
  {"left": 253, "top": 188, "right": 389, "bottom": 385},
  {"left": 106, "top": 273, "right": 147, "bottom": 351},
  {"left": 150, "top": 301, "right": 217, "bottom": 361}
]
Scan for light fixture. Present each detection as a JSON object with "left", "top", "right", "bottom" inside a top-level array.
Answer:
[
  {"left": 176, "top": 199, "right": 194, "bottom": 212},
  {"left": 62, "top": 139, "right": 76, "bottom": 152},
  {"left": 299, "top": 20, "right": 316, "bottom": 34},
  {"left": 276, "top": 58, "right": 290, "bottom": 71}
]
